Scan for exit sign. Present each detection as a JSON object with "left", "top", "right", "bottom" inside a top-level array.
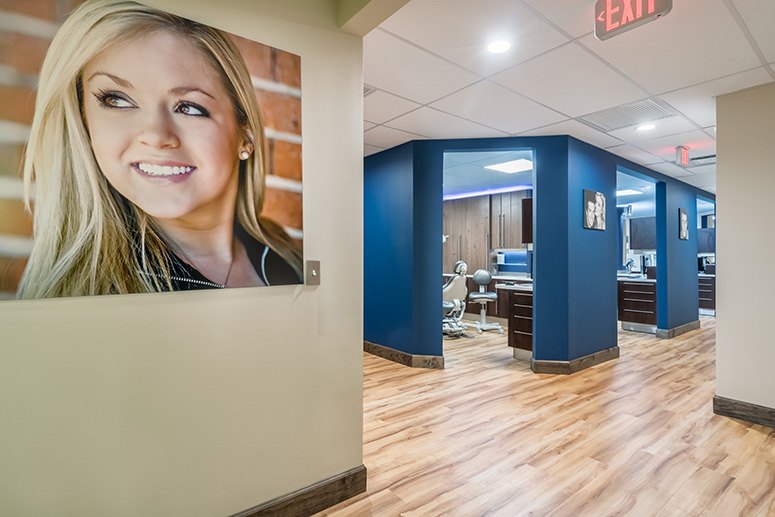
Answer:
[{"left": 595, "top": 0, "right": 673, "bottom": 41}]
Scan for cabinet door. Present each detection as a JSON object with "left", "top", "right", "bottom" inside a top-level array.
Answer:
[
  {"left": 490, "top": 194, "right": 503, "bottom": 249},
  {"left": 521, "top": 197, "right": 533, "bottom": 245},
  {"left": 464, "top": 195, "right": 490, "bottom": 272},
  {"left": 443, "top": 199, "right": 464, "bottom": 273}
]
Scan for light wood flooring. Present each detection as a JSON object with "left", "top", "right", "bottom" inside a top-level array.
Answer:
[{"left": 320, "top": 317, "right": 775, "bottom": 516}]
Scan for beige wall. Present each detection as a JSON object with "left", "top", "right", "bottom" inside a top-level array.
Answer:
[
  {"left": 716, "top": 82, "right": 775, "bottom": 410},
  {"left": 0, "top": 1, "right": 364, "bottom": 515}
]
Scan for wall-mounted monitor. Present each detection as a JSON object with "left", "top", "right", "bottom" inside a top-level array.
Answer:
[
  {"left": 697, "top": 228, "right": 716, "bottom": 253},
  {"left": 629, "top": 216, "right": 656, "bottom": 251}
]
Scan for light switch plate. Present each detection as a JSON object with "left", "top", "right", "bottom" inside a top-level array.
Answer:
[{"left": 306, "top": 260, "right": 320, "bottom": 285}]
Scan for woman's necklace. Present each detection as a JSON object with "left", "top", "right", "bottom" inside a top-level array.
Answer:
[{"left": 175, "top": 239, "right": 235, "bottom": 288}]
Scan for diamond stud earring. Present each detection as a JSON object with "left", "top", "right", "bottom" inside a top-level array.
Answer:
[{"left": 239, "top": 150, "right": 250, "bottom": 160}]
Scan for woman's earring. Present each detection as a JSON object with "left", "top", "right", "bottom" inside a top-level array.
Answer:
[{"left": 239, "top": 150, "right": 250, "bottom": 160}]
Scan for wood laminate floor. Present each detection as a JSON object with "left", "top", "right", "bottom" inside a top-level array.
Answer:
[{"left": 320, "top": 317, "right": 775, "bottom": 516}]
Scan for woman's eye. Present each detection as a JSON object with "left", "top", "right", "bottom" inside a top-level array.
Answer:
[
  {"left": 175, "top": 102, "right": 209, "bottom": 117},
  {"left": 93, "top": 90, "right": 134, "bottom": 109}
]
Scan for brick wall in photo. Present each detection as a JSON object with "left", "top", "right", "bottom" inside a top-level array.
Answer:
[{"left": 0, "top": 1, "right": 303, "bottom": 297}]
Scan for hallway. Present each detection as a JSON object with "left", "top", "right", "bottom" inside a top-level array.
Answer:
[{"left": 322, "top": 318, "right": 775, "bottom": 516}]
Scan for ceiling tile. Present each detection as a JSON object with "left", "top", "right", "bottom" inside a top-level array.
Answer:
[
  {"left": 430, "top": 80, "right": 566, "bottom": 134},
  {"left": 732, "top": 0, "right": 775, "bottom": 62},
  {"left": 521, "top": 0, "right": 595, "bottom": 38},
  {"left": 364, "top": 90, "right": 421, "bottom": 125},
  {"left": 607, "top": 116, "right": 698, "bottom": 143},
  {"left": 634, "top": 130, "right": 717, "bottom": 162},
  {"left": 379, "top": 0, "right": 570, "bottom": 77},
  {"left": 688, "top": 163, "right": 717, "bottom": 175},
  {"left": 579, "top": 0, "right": 761, "bottom": 94},
  {"left": 681, "top": 172, "right": 716, "bottom": 187},
  {"left": 364, "top": 121, "right": 377, "bottom": 131},
  {"left": 364, "top": 144, "right": 384, "bottom": 156},
  {"left": 363, "top": 30, "right": 480, "bottom": 104},
  {"left": 519, "top": 119, "right": 624, "bottom": 149},
  {"left": 364, "top": 125, "right": 425, "bottom": 149},
  {"left": 492, "top": 43, "right": 646, "bottom": 117},
  {"left": 606, "top": 145, "right": 664, "bottom": 165},
  {"left": 388, "top": 107, "right": 509, "bottom": 139},
  {"left": 647, "top": 162, "right": 694, "bottom": 178},
  {"left": 660, "top": 67, "right": 773, "bottom": 127}
]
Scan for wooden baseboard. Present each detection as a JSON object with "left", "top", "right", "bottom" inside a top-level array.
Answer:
[
  {"left": 231, "top": 464, "right": 367, "bottom": 517},
  {"left": 363, "top": 341, "right": 444, "bottom": 369},
  {"left": 531, "top": 346, "right": 619, "bottom": 375},
  {"left": 713, "top": 395, "right": 775, "bottom": 429},
  {"left": 656, "top": 319, "right": 700, "bottom": 339}
]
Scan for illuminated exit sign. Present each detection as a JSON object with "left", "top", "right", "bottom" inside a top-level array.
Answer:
[{"left": 595, "top": 0, "right": 673, "bottom": 41}]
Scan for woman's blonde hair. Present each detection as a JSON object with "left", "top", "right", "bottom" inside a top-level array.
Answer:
[{"left": 18, "top": 0, "right": 302, "bottom": 298}]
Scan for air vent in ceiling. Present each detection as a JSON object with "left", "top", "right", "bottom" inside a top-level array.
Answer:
[
  {"left": 363, "top": 84, "right": 378, "bottom": 97},
  {"left": 579, "top": 98, "right": 677, "bottom": 132},
  {"left": 688, "top": 154, "right": 717, "bottom": 166}
]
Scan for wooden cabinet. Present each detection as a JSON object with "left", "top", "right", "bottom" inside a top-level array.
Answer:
[
  {"left": 443, "top": 196, "right": 490, "bottom": 273},
  {"left": 496, "top": 288, "right": 510, "bottom": 319},
  {"left": 491, "top": 190, "right": 531, "bottom": 249},
  {"left": 698, "top": 276, "right": 716, "bottom": 310},
  {"left": 521, "top": 197, "right": 533, "bottom": 245},
  {"left": 617, "top": 280, "right": 657, "bottom": 325},
  {"left": 508, "top": 290, "right": 533, "bottom": 351}
]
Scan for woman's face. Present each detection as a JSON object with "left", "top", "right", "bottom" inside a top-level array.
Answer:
[{"left": 82, "top": 31, "right": 245, "bottom": 225}]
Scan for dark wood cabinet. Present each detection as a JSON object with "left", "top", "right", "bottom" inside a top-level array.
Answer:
[
  {"left": 617, "top": 280, "right": 657, "bottom": 325},
  {"left": 521, "top": 197, "right": 533, "bottom": 245},
  {"left": 698, "top": 276, "right": 716, "bottom": 310},
  {"left": 491, "top": 191, "right": 528, "bottom": 249},
  {"left": 508, "top": 290, "right": 533, "bottom": 351},
  {"left": 443, "top": 196, "right": 490, "bottom": 273},
  {"left": 496, "top": 288, "right": 510, "bottom": 319}
]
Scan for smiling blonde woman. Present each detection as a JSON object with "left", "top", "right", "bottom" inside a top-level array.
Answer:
[{"left": 18, "top": 0, "right": 302, "bottom": 298}]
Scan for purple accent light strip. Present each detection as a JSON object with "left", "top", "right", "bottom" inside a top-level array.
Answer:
[{"left": 443, "top": 185, "right": 532, "bottom": 201}]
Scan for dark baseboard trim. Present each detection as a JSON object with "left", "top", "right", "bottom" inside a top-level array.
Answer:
[
  {"left": 713, "top": 395, "right": 775, "bottom": 429},
  {"left": 363, "top": 340, "right": 444, "bottom": 369},
  {"left": 531, "top": 346, "right": 619, "bottom": 375},
  {"left": 656, "top": 319, "right": 701, "bottom": 339},
  {"left": 232, "top": 464, "right": 367, "bottom": 517}
]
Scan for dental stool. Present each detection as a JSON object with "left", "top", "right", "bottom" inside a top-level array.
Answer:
[{"left": 466, "top": 269, "right": 503, "bottom": 334}]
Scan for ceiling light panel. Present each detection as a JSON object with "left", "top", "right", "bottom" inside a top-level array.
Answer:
[{"left": 485, "top": 159, "right": 533, "bottom": 173}]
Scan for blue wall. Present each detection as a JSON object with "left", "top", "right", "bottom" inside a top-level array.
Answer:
[
  {"left": 364, "top": 143, "right": 418, "bottom": 355},
  {"left": 656, "top": 181, "right": 700, "bottom": 329},
  {"left": 364, "top": 135, "right": 714, "bottom": 363},
  {"left": 567, "top": 138, "right": 619, "bottom": 359}
]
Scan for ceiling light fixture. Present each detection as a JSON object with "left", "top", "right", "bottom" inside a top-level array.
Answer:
[
  {"left": 484, "top": 158, "right": 533, "bottom": 174},
  {"left": 616, "top": 189, "right": 641, "bottom": 196},
  {"left": 487, "top": 40, "right": 511, "bottom": 54},
  {"left": 636, "top": 123, "right": 656, "bottom": 131}
]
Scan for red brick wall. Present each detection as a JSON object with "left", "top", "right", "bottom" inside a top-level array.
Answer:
[{"left": 0, "top": 1, "right": 303, "bottom": 295}]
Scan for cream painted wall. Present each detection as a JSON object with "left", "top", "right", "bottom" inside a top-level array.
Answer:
[
  {"left": 0, "top": 1, "right": 364, "bottom": 515},
  {"left": 716, "top": 82, "right": 775, "bottom": 410}
]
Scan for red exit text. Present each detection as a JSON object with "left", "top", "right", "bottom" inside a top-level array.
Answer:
[{"left": 595, "top": 0, "right": 673, "bottom": 41}]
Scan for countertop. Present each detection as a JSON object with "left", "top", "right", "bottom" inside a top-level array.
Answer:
[
  {"left": 617, "top": 275, "right": 657, "bottom": 283},
  {"left": 495, "top": 282, "right": 533, "bottom": 291},
  {"left": 443, "top": 272, "right": 532, "bottom": 281}
]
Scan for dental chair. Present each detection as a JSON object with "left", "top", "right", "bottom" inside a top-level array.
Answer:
[
  {"left": 442, "top": 261, "right": 468, "bottom": 338},
  {"left": 466, "top": 269, "right": 504, "bottom": 334}
]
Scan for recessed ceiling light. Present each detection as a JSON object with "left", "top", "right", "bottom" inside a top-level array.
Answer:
[
  {"left": 484, "top": 158, "right": 533, "bottom": 174},
  {"left": 487, "top": 40, "right": 511, "bottom": 54},
  {"left": 636, "top": 124, "right": 656, "bottom": 131},
  {"left": 616, "top": 189, "right": 641, "bottom": 196}
]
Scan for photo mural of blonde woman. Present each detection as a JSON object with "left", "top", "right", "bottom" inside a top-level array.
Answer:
[{"left": 0, "top": 0, "right": 303, "bottom": 299}]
